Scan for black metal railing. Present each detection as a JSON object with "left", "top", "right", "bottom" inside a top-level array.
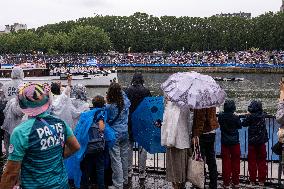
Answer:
[{"left": 131, "top": 115, "right": 284, "bottom": 187}]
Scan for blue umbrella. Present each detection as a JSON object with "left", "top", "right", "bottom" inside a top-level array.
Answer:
[{"left": 132, "top": 96, "right": 166, "bottom": 154}]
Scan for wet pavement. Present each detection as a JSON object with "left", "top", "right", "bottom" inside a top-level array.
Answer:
[
  {"left": 0, "top": 155, "right": 279, "bottom": 189},
  {"left": 129, "top": 173, "right": 278, "bottom": 189}
]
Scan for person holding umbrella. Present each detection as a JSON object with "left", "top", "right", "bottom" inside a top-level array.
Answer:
[
  {"left": 125, "top": 73, "right": 151, "bottom": 181},
  {"left": 161, "top": 97, "right": 193, "bottom": 189},
  {"left": 161, "top": 71, "right": 226, "bottom": 189}
]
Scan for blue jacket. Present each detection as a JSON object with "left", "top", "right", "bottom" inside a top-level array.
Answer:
[
  {"left": 106, "top": 92, "right": 131, "bottom": 138},
  {"left": 218, "top": 112, "right": 241, "bottom": 145},
  {"left": 65, "top": 108, "right": 105, "bottom": 188}
]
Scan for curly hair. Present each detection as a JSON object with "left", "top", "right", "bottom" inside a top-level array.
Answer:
[{"left": 106, "top": 82, "right": 124, "bottom": 112}]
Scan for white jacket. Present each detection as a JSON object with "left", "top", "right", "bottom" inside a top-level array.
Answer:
[{"left": 161, "top": 101, "right": 193, "bottom": 149}]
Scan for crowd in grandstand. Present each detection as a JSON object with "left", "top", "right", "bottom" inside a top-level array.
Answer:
[{"left": 1, "top": 50, "right": 284, "bottom": 66}]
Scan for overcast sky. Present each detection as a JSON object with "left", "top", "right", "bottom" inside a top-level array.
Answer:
[{"left": 0, "top": 0, "right": 282, "bottom": 30}]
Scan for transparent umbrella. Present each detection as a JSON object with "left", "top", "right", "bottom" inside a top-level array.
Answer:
[{"left": 161, "top": 71, "right": 226, "bottom": 109}]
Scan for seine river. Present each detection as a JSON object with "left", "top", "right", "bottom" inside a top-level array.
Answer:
[{"left": 88, "top": 72, "right": 282, "bottom": 114}]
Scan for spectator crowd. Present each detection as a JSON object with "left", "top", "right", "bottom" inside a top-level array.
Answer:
[
  {"left": 1, "top": 50, "right": 284, "bottom": 66},
  {"left": 1, "top": 67, "right": 284, "bottom": 189}
]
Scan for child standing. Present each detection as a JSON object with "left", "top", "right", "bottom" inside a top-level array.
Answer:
[
  {"left": 218, "top": 100, "right": 241, "bottom": 188},
  {"left": 242, "top": 100, "right": 268, "bottom": 187},
  {"left": 80, "top": 95, "right": 106, "bottom": 189}
]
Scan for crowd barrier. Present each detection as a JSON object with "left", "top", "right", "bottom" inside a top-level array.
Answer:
[{"left": 132, "top": 115, "right": 283, "bottom": 187}]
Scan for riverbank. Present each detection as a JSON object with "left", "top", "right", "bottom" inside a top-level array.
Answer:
[{"left": 116, "top": 66, "right": 284, "bottom": 74}]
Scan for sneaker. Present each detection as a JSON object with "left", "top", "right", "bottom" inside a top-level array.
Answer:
[
  {"left": 128, "top": 170, "right": 133, "bottom": 179},
  {"left": 259, "top": 182, "right": 265, "bottom": 189},
  {"left": 138, "top": 171, "right": 147, "bottom": 180},
  {"left": 232, "top": 184, "right": 240, "bottom": 189},
  {"left": 248, "top": 182, "right": 257, "bottom": 189},
  {"left": 109, "top": 186, "right": 121, "bottom": 189},
  {"left": 220, "top": 184, "right": 230, "bottom": 189}
]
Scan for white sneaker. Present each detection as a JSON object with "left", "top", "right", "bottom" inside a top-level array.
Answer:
[
  {"left": 259, "top": 183, "right": 265, "bottom": 189},
  {"left": 128, "top": 170, "right": 133, "bottom": 178},
  {"left": 138, "top": 171, "right": 147, "bottom": 180},
  {"left": 109, "top": 186, "right": 123, "bottom": 189}
]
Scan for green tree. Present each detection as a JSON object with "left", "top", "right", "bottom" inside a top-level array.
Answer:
[
  {"left": 14, "top": 30, "right": 39, "bottom": 53},
  {"left": 69, "top": 26, "right": 112, "bottom": 53}
]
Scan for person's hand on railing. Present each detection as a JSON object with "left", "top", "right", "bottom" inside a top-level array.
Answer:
[{"left": 67, "top": 73, "right": 72, "bottom": 87}]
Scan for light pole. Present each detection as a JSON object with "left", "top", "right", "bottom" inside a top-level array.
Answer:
[{"left": 245, "top": 41, "right": 248, "bottom": 51}]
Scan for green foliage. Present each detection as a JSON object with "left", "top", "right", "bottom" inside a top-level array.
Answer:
[
  {"left": 69, "top": 26, "right": 111, "bottom": 53},
  {"left": 1, "top": 12, "right": 284, "bottom": 53}
]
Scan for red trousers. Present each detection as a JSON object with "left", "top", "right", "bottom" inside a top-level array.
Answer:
[
  {"left": 248, "top": 144, "right": 267, "bottom": 183},
  {"left": 221, "top": 144, "right": 240, "bottom": 186}
]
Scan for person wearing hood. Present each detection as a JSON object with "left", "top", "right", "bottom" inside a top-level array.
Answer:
[
  {"left": 124, "top": 73, "right": 151, "bottom": 180},
  {"left": 242, "top": 100, "right": 268, "bottom": 187},
  {"left": 106, "top": 83, "right": 131, "bottom": 189},
  {"left": 0, "top": 84, "right": 6, "bottom": 157},
  {"left": 218, "top": 100, "right": 241, "bottom": 189},
  {"left": 1, "top": 73, "right": 25, "bottom": 158},
  {"left": 70, "top": 84, "right": 90, "bottom": 129},
  {"left": 3, "top": 67, "right": 24, "bottom": 101}
]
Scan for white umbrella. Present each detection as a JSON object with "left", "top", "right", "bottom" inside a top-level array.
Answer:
[{"left": 161, "top": 71, "right": 226, "bottom": 109}]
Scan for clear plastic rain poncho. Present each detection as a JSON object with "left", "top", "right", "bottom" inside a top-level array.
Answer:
[
  {"left": 50, "top": 86, "right": 74, "bottom": 128},
  {"left": 3, "top": 67, "right": 24, "bottom": 101},
  {"left": 51, "top": 84, "right": 90, "bottom": 130},
  {"left": 70, "top": 84, "right": 90, "bottom": 129}
]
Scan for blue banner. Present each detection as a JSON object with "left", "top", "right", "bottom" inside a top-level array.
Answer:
[{"left": 97, "top": 62, "right": 284, "bottom": 69}]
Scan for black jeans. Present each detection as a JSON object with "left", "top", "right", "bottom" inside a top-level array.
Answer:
[
  {"left": 200, "top": 133, "right": 218, "bottom": 189},
  {"left": 80, "top": 150, "right": 105, "bottom": 189}
]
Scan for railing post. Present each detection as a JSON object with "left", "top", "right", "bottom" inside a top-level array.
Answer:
[{"left": 279, "top": 155, "right": 283, "bottom": 188}]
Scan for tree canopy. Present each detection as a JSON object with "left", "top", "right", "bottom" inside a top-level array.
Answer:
[{"left": 0, "top": 11, "right": 284, "bottom": 54}]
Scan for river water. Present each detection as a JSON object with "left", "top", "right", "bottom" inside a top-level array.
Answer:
[{"left": 88, "top": 72, "right": 282, "bottom": 114}]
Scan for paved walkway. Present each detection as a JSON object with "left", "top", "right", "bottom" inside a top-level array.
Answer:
[
  {"left": 130, "top": 173, "right": 279, "bottom": 189},
  {"left": 0, "top": 155, "right": 280, "bottom": 189}
]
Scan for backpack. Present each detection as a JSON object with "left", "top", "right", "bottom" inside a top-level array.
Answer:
[{"left": 85, "top": 110, "right": 105, "bottom": 154}]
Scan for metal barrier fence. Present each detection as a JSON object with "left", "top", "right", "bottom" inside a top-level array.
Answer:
[{"left": 131, "top": 115, "right": 283, "bottom": 187}]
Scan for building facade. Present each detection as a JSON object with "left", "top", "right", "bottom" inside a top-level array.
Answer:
[
  {"left": 281, "top": 0, "right": 284, "bottom": 12},
  {"left": 0, "top": 23, "right": 27, "bottom": 33},
  {"left": 4, "top": 23, "right": 27, "bottom": 33},
  {"left": 215, "top": 12, "right": 252, "bottom": 19}
]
